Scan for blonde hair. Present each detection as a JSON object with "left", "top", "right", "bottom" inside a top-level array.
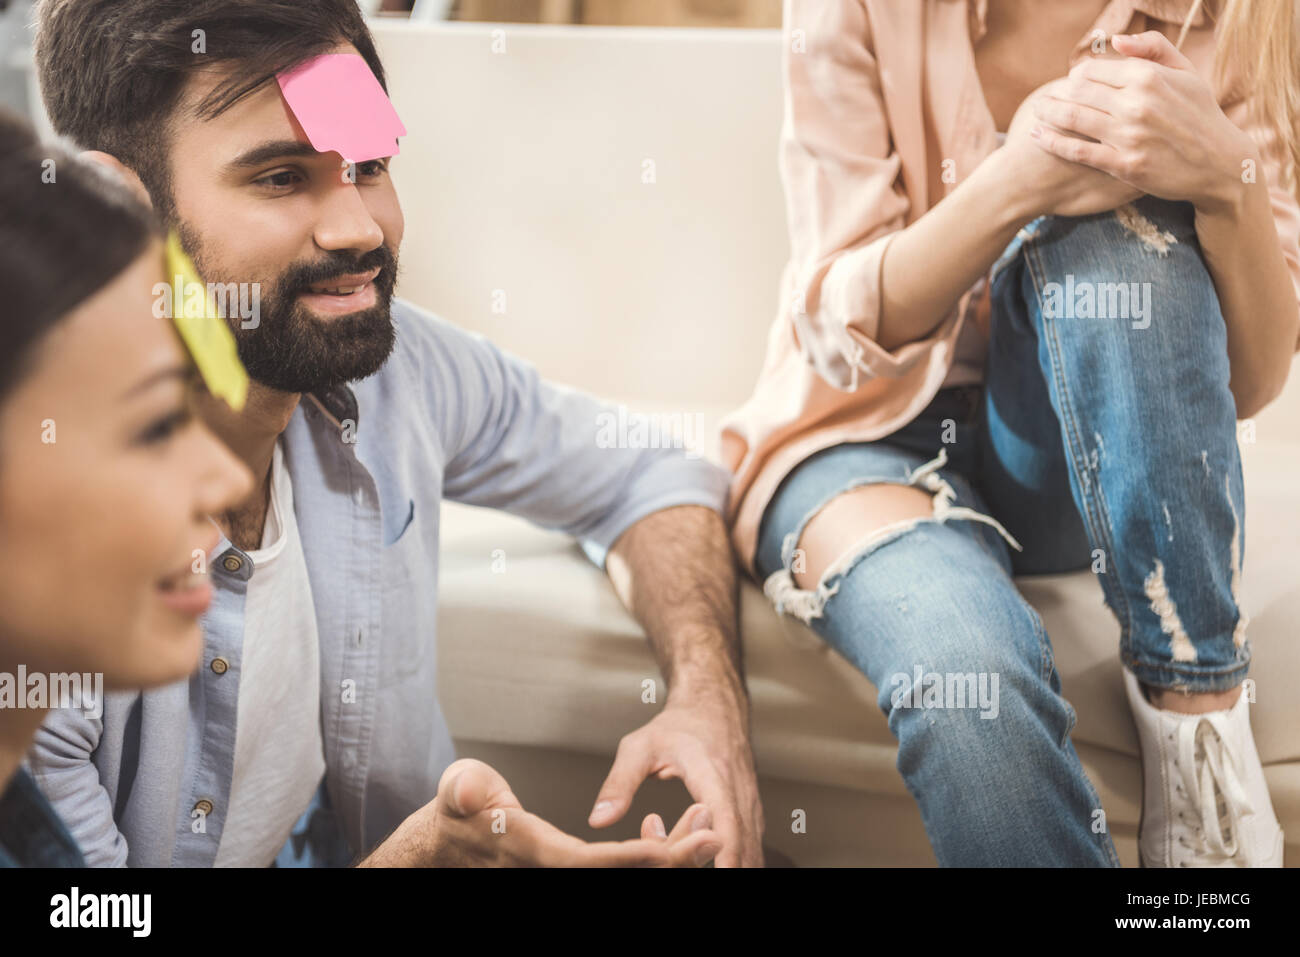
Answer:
[{"left": 1180, "top": 0, "right": 1300, "bottom": 197}]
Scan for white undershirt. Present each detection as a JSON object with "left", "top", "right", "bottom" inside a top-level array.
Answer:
[{"left": 213, "top": 440, "right": 325, "bottom": 867}]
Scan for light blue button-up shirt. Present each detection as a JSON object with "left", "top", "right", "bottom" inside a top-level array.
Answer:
[{"left": 29, "top": 298, "right": 729, "bottom": 867}]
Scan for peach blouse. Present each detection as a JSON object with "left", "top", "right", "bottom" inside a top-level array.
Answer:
[{"left": 720, "top": 0, "right": 1300, "bottom": 576}]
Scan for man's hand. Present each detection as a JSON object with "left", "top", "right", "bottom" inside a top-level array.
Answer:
[
  {"left": 601, "top": 505, "right": 765, "bottom": 866},
  {"left": 588, "top": 692, "right": 765, "bottom": 868},
  {"left": 358, "top": 758, "right": 723, "bottom": 867}
]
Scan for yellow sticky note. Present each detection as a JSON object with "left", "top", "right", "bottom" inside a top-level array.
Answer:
[{"left": 163, "top": 231, "right": 249, "bottom": 412}]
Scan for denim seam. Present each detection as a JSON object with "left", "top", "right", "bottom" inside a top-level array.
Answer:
[
  {"left": 1021, "top": 239, "right": 1138, "bottom": 651},
  {"left": 1059, "top": 698, "right": 1078, "bottom": 752},
  {"left": 1026, "top": 602, "right": 1055, "bottom": 690},
  {"left": 1078, "top": 763, "right": 1123, "bottom": 868},
  {"left": 1119, "top": 654, "right": 1251, "bottom": 686},
  {"left": 1049, "top": 340, "right": 1130, "bottom": 636}
]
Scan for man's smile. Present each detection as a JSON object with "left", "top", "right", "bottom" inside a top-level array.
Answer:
[{"left": 298, "top": 266, "right": 381, "bottom": 315}]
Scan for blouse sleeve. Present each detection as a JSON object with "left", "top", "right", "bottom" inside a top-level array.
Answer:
[{"left": 780, "top": 0, "right": 956, "bottom": 390}]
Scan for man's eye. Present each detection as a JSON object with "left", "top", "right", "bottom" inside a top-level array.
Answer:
[
  {"left": 255, "top": 170, "right": 302, "bottom": 189},
  {"left": 355, "top": 160, "right": 388, "bottom": 178}
]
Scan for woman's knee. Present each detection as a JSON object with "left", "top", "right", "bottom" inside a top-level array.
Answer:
[
  {"left": 789, "top": 483, "right": 934, "bottom": 590},
  {"left": 802, "top": 522, "right": 1054, "bottom": 687},
  {"left": 762, "top": 452, "right": 1023, "bottom": 627}
]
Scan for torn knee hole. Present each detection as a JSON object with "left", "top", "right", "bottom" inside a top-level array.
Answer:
[
  {"left": 782, "top": 487, "right": 932, "bottom": 589},
  {"left": 766, "top": 450, "right": 1024, "bottom": 626}
]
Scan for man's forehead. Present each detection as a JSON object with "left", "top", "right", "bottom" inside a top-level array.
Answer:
[
  {"left": 175, "top": 60, "right": 313, "bottom": 156},
  {"left": 174, "top": 44, "right": 403, "bottom": 166},
  {"left": 175, "top": 38, "right": 359, "bottom": 108},
  {"left": 277, "top": 53, "right": 405, "bottom": 163}
]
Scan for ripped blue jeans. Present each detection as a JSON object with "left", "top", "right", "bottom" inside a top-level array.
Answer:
[{"left": 755, "top": 195, "right": 1248, "bottom": 867}]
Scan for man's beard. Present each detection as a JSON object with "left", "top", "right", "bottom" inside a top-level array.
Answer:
[{"left": 178, "top": 222, "right": 398, "bottom": 394}]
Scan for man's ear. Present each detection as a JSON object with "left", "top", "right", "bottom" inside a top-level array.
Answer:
[{"left": 78, "top": 150, "right": 153, "bottom": 209}]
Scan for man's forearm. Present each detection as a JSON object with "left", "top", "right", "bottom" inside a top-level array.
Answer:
[
  {"left": 598, "top": 503, "right": 764, "bottom": 866},
  {"left": 604, "top": 505, "right": 747, "bottom": 722}
]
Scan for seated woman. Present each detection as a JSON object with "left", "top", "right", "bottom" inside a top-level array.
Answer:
[
  {"left": 722, "top": 1, "right": 1300, "bottom": 866},
  {"left": 0, "top": 109, "right": 252, "bottom": 866}
]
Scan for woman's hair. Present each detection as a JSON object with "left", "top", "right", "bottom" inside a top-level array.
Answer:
[
  {"left": 1182, "top": 0, "right": 1300, "bottom": 197},
  {"left": 0, "top": 108, "right": 159, "bottom": 405}
]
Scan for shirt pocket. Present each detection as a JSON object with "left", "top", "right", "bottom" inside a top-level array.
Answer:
[
  {"left": 386, "top": 498, "right": 417, "bottom": 546},
  {"left": 380, "top": 498, "right": 432, "bottom": 682}
]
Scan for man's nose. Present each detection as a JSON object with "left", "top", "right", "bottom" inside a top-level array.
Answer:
[{"left": 313, "top": 169, "right": 384, "bottom": 254}]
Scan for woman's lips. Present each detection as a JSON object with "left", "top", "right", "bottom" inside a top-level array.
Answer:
[
  {"left": 157, "top": 577, "right": 214, "bottom": 617},
  {"left": 156, "top": 531, "right": 220, "bottom": 617},
  {"left": 156, "top": 568, "right": 213, "bottom": 617}
]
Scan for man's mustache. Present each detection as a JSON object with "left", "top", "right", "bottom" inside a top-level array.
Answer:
[{"left": 280, "top": 247, "right": 395, "bottom": 294}]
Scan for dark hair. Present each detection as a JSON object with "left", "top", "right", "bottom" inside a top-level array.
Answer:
[
  {"left": 33, "top": 0, "right": 387, "bottom": 223},
  {"left": 0, "top": 108, "right": 158, "bottom": 406}
]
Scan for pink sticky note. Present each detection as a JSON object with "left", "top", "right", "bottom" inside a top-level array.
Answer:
[{"left": 276, "top": 53, "right": 406, "bottom": 163}]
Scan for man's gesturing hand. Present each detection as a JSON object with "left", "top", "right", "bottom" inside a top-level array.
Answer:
[
  {"left": 587, "top": 696, "right": 765, "bottom": 867},
  {"left": 359, "top": 758, "right": 723, "bottom": 867}
]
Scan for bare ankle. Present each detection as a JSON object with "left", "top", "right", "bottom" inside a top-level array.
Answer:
[{"left": 1143, "top": 682, "right": 1242, "bottom": 714}]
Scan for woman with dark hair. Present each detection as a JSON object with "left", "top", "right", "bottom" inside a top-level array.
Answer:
[{"left": 0, "top": 109, "right": 251, "bottom": 866}]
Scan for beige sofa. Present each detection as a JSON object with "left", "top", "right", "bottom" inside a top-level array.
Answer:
[{"left": 374, "top": 21, "right": 1300, "bottom": 866}]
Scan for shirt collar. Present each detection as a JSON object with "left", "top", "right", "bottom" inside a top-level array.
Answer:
[
  {"left": 308, "top": 382, "right": 360, "bottom": 430},
  {"left": 967, "top": 0, "right": 1207, "bottom": 45}
]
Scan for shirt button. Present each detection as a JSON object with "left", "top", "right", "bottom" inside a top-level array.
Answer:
[
  {"left": 210, "top": 658, "right": 229, "bottom": 676},
  {"left": 193, "top": 799, "right": 214, "bottom": 816},
  {"left": 222, "top": 554, "right": 243, "bottom": 573}
]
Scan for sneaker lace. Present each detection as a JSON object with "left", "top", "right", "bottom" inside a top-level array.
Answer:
[{"left": 1172, "top": 717, "right": 1253, "bottom": 865}]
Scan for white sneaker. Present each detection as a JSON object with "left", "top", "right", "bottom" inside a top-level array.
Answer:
[{"left": 1123, "top": 669, "right": 1284, "bottom": 867}]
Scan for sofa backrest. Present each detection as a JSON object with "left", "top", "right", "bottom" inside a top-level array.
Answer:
[{"left": 373, "top": 21, "right": 787, "bottom": 409}]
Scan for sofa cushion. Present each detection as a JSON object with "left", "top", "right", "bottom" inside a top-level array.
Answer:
[{"left": 436, "top": 418, "right": 1300, "bottom": 840}]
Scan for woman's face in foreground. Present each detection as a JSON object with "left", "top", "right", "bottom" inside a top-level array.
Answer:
[{"left": 0, "top": 242, "right": 252, "bottom": 689}]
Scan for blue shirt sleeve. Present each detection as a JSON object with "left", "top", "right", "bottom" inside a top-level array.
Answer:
[
  {"left": 0, "top": 767, "right": 86, "bottom": 868},
  {"left": 425, "top": 315, "right": 730, "bottom": 568}
]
